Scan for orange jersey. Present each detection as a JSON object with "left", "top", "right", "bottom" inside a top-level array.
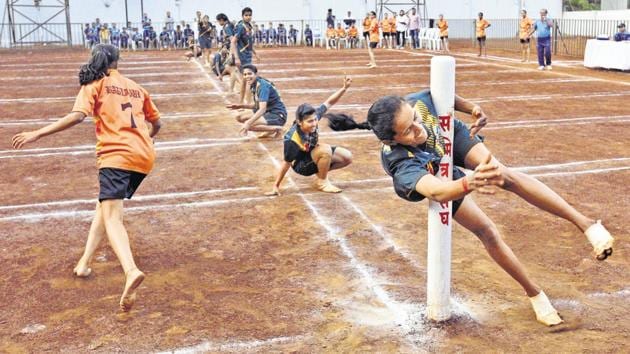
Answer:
[
  {"left": 72, "top": 69, "right": 160, "bottom": 174},
  {"left": 348, "top": 27, "right": 358, "bottom": 38},
  {"left": 476, "top": 19, "right": 490, "bottom": 37},
  {"left": 519, "top": 17, "right": 534, "bottom": 39},
  {"left": 389, "top": 17, "right": 397, "bottom": 32},
  {"left": 336, "top": 27, "right": 347, "bottom": 37},
  {"left": 326, "top": 28, "right": 336, "bottom": 38},
  {"left": 437, "top": 20, "right": 448, "bottom": 36},
  {"left": 363, "top": 17, "right": 371, "bottom": 32},
  {"left": 380, "top": 18, "right": 391, "bottom": 33},
  {"left": 369, "top": 18, "right": 379, "bottom": 42}
]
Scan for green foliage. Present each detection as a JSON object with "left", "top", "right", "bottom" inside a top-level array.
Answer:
[{"left": 563, "top": 0, "right": 602, "bottom": 11}]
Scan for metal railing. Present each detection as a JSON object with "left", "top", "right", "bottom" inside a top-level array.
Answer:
[{"left": 2, "top": 18, "right": 629, "bottom": 57}]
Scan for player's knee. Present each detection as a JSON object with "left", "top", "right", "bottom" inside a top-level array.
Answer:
[
  {"left": 501, "top": 167, "right": 524, "bottom": 190},
  {"left": 473, "top": 223, "right": 501, "bottom": 249}
]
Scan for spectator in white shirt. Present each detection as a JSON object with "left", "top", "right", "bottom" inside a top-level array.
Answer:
[
  {"left": 408, "top": 8, "right": 420, "bottom": 49},
  {"left": 343, "top": 10, "right": 355, "bottom": 29},
  {"left": 396, "top": 10, "right": 409, "bottom": 49}
]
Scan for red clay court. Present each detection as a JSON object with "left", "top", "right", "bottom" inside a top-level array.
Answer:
[{"left": 0, "top": 45, "right": 628, "bottom": 352}]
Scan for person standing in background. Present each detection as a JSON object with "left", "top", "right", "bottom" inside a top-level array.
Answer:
[
  {"left": 396, "top": 10, "right": 409, "bottom": 49},
  {"left": 437, "top": 14, "right": 449, "bottom": 52},
  {"left": 475, "top": 12, "right": 491, "bottom": 57},
  {"left": 408, "top": 8, "right": 420, "bottom": 49},
  {"left": 326, "top": 9, "right": 336, "bottom": 29},
  {"left": 519, "top": 10, "right": 534, "bottom": 62},
  {"left": 528, "top": 8, "right": 553, "bottom": 70}
]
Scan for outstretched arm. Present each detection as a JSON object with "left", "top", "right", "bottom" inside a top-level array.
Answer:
[
  {"left": 12, "top": 111, "right": 86, "bottom": 149},
  {"left": 266, "top": 160, "right": 291, "bottom": 196},
  {"left": 323, "top": 76, "right": 352, "bottom": 109},
  {"left": 455, "top": 94, "right": 488, "bottom": 137}
]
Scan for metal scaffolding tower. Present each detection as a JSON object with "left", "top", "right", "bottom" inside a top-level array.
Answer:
[
  {"left": 377, "top": 0, "right": 428, "bottom": 26},
  {"left": 1, "top": 0, "right": 72, "bottom": 47}
]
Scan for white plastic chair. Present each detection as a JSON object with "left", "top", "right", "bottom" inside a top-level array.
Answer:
[{"left": 312, "top": 28, "right": 324, "bottom": 47}]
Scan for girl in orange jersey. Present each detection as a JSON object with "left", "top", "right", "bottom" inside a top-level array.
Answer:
[
  {"left": 437, "top": 14, "right": 449, "bottom": 52},
  {"left": 389, "top": 14, "right": 397, "bottom": 48},
  {"left": 12, "top": 44, "right": 162, "bottom": 312},
  {"left": 362, "top": 13, "right": 371, "bottom": 47},
  {"left": 367, "top": 11, "right": 379, "bottom": 68},
  {"left": 380, "top": 13, "right": 391, "bottom": 48}
]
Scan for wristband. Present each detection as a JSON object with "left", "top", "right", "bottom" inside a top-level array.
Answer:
[{"left": 461, "top": 177, "right": 469, "bottom": 193}]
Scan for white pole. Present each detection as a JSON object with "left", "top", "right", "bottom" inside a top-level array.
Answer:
[{"left": 427, "top": 55, "right": 455, "bottom": 322}]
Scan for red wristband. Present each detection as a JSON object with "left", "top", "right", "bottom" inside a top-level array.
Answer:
[{"left": 461, "top": 177, "right": 469, "bottom": 193}]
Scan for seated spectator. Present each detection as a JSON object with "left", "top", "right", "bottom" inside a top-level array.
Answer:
[
  {"left": 183, "top": 24, "right": 194, "bottom": 47},
  {"left": 289, "top": 24, "right": 298, "bottom": 46},
  {"left": 304, "top": 24, "right": 313, "bottom": 46},
  {"left": 614, "top": 23, "right": 630, "bottom": 41},
  {"left": 266, "top": 22, "right": 277, "bottom": 47},
  {"left": 110, "top": 23, "right": 121, "bottom": 47},
  {"left": 326, "top": 24, "right": 337, "bottom": 50},
  {"left": 348, "top": 23, "right": 359, "bottom": 48},
  {"left": 132, "top": 28, "right": 143, "bottom": 50},
  {"left": 277, "top": 23, "right": 287, "bottom": 46},
  {"left": 174, "top": 25, "right": 184, "bottom": 48},
  {"left": 84, "top": 23, "right": 94, "bottom": 49},
  {"left": 160, "top": 26, "right": 172, "bottom": 50},
  {"left": 99, "top": 23, "right": 111, "bottom": 44},
  {"left": 335, "top": 23, "right": 347, "bottom": 49},
  {"left": 147, "top": 26, "right": 158, "bottom": 49},
  {"left": 120, "top": 27, "right": 130, "bottom": 50}
]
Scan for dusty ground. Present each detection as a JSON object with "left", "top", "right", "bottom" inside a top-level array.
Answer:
[{"left": 0, "top": 43, "right": 628, "bottom": 353}]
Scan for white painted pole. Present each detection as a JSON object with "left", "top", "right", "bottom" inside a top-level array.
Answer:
[{"left": 427, "top": 55, "right": 455, "bottom": 322}]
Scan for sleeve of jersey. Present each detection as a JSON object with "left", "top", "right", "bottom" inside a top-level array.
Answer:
[
  {"left": 283, "top": 140, "right": 300, "bottom": 163},
  {"left": 391, "top": 159, "right": 430, "bottom": 202},
  {"left": 257, "top": 83, "right": 270, "bottom": 102},
  {"left": 71, "top": 83, "right": 98, "bottom": 116},
  {"left": 315, "top": 104, "right": 328, "bottom": 120},
  {"left": 141, "top": 88, "right": 160, "bottom": 123}
]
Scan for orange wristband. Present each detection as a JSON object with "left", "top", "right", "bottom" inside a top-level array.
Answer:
[{"left": 461, "top": 177, "right": 469, "bottom": 193}]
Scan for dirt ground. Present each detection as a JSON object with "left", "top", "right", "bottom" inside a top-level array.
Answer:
[{"left": 0, "top": 42, "right": 628, "bottom": 353}]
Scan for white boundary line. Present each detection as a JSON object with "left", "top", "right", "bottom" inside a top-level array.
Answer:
[{"left": 161, "top": 335, "right": 309, "bottom": 354}]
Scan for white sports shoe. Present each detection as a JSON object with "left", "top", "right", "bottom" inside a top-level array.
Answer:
[
  {"left": 529, "top": 291, "right": 564, "bottom": 326},
  {"left": 538, "top": 66, "right": 545, "bottom": 70},
  {"left": 585, "top": 220, "right": 614, "bottom": 260},
  {"left": 546, "top": 65, "right": 553, "bottom": 70}
]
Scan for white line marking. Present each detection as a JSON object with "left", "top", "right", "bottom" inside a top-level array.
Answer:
[{"left": 161, "top": 335, "right": 309, "bottom": 354}]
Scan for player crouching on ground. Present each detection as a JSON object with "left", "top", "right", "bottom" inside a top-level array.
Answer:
[
  {"left": 226, "top": 64, "right": 287, "bottom": 138},
  {"left": 326, "top": 91, "right": 615, "bottom": 326},
  {"left": 12, "top": 44, "right": 161, "bottom": 312},
  {"left": 266, "top": 76, "right": 354, "bottom": 195}
]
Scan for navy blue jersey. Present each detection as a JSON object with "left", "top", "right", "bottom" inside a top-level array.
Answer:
[{"left": 251, "top": 77, "right": 287, "bottom": 115}]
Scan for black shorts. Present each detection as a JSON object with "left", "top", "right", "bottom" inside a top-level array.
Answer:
[
  {"left": 263, "top": 111, "right": 287, "bottom": 126},
  {"left": 369, "top": 42, "right": 378, "bottom": 49},
  {"left": 199, "top": 36, "right": 212, "bottom": 49},
  {"left": 363, "top": 31, "right": 369, "bottom": 37},
  {"left": 292, "top": 146, "right": 337, "bottom": 176},
  {"left": 383, "top": 32, "right": 390, "bottom": 38},
  {"left": 440, "top": 35, "right": 448, "bottom": 39},
  {"left": 520, "top": 38, "right": 530, "bottom": 44},
  {"left": 477, "top": 36, "right": 486, "bottom": 42},
  {"left": 98, "top": 168, "right": 146, "bottom": 202},
  {"left": 453, "top": 119, "right": 483, "bottom": 168}
]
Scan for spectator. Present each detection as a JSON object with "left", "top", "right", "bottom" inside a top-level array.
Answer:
[
  {"left": 132, "top": 28, "right": 143, "bottom": 50},
  {"left": 362, "top": 13, "right": 371, "bottom": 48},
  {"left": 254, "top": 24, "right": 263, "bottom": 46},
  {"left": 437, "top": 14, "right": 449, "bottom": 52},
  {"left": 389, "top": 13, "right": 397, "bottom": 47},
  {"left": 99, "top": 23, "right": 111, "bottom": 44},
  {"left": 120, "top": 27, "right": 130, "bottom": 51},
  {"left": 381, "top": 13, "right": 392, "bottom": 48},
  {"left": 396, "top": 10, "right": 409, "bottom": 49},
  {"left": 348, "top": 23, "right": 358, "bottom": 48},
  {"left": 335, "top": 23, "right": 347, "bottom": 49},
  {"left": 148, "top": 26, "right": 159, "bottom": 49},
  {"left": 111, "top": 23, "right": 121, "bottom": 48},
  {"left": 174, "top": 25, "right": 184, "bottom": 48},
  {"left": 165, "top": 11, "right": 175, "bottom": 39},
  {"left": 326, "top": 9, "right": 336, "bottom": 28},
  {"left": 343, "top": 10, "right": 355, "bottom": 29},
  {"left": 260, "top": 24, "right": 267, "bottom": 46},
  {"left": 198, "top": 15, "right": 213, "bottom": 66},
  {"left": 159, "top": 26, "right": 171, "bottom": 50},
  {"left": 288, "top": 24, "right": 298, "bottom": 46},
  {"left": 267, "top": 22, "right": 277, "bottom": 47},
  {"left": 304, "top": 24, "right": 313, "bottom": 46},
  {"left": 183, "top": 24, "right": 194, "bottom": 47},
  {"left": 84, "top": 23, "right": 95, "bottom": 49},
  {"left": 326, "top": 24, "right": 336, "bottom": 50},
  {"left": 277, "top": 23, "right": 287, "bottom": 46},
  {"left": 408, "top": 8, "right": 420, "bottom": 49},
  {"left": 614, "top": 23, "right": 630, "bottom": 41},
  {"left": 476, "top": 12, "right": 491, "bottom": 57},
  {"left": 527, "top": 9, "right": 552, "bottom": 69},
  {"left": 519, "top": 10, "right": 534, "bottom": 62}
]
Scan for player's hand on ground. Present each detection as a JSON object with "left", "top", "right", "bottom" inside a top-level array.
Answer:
[
  {"left": 226, "top": 103, "right": 241, "bottom": 110},
  {"left": 218, "top": 75, "right": 224, "bottom": 81},
  {"left": 470, "top": 105, "right": 488, "bottom": 137},
  {"left": 343, "top": 75, "right": 352, "bottom": 89},
  {"left": 264, "top": 185, "right": 281, "bottom": 196},
  {"left": 12, "top": 131, "right": 39, "bottom": 149},
  {"left": 239, "top": 123, "right": 251, "bottom": 137},
  {"left": 469, "top": 154, "right": 504, "bottom": 194}
]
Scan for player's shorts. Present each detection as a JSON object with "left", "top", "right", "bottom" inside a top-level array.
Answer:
[
  {"left": 292, "top": 146, "right": 337, "bottom": 176},
  {"left": 440, "top": 35, "right": 448, "bottom": 39},
  {"left": 452, "top": 119, "right": 483, "bottom": 167},
  {"left": 477, "top": 36, "right": 487, "bottom": 42},
  {"left": 520, "top": 38, "right": 530, "bottom": 44},
  {"left": 263, "top": 111, "right": 287, "bottom": 126},
  {"left": 383, "top": 32, "right": 390, "bottom": 38},
  {"left": 370, "top": 41, "right": 378, "bottom": 48},
  {"left": 199, "top": 36, "right": 212, "bottom": 49},
  {"left": 98, "top": 168, "right": 146, "bottom": 202},
  {"left": 363, "top": 31, "right": 369, "bottom": 38}
]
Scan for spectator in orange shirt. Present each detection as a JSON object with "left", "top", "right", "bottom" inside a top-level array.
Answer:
[
  {"left": 519, "top": 9, "right": 534, "bottom": 62},
  {"left": 325, "top": 24, "right": 336, "bottom": 50},
  {"left": 362, "top": 13, "right": 371, "bottom": 47},
  {"left": 476, "top": 12, "right": 491, "bottom": 57},
  {"left": 348, "top": 23, "right": 359, "bottom": 48},
  {"left": 437, "top": 14, "right": 449, "bottom": 52},
  {"left": 335, "top": 23, "right": 347, "bottom": 49},
  {"left": 367, "top": 11, "right": 379, "bottom": 68},
  {"left": 381, "top": 13, "right": 392, "bottom": 48},
  {"left": 11, "top": 44, "right": 162, "bottom": 312}
]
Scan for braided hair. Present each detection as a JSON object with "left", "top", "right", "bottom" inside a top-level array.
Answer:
[{"left": 78, "top": 44, "right": 119, "bottom": 86}]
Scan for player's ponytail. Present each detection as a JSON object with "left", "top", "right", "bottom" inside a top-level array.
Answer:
[
  {"left": 79, "top": 44, "right": 119, "bottom": 86},
  {"left": 325, "top": 113, "right": 371, "bottom": 131}
]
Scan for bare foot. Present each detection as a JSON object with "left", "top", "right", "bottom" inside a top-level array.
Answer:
[
  {"left": 73, "top": 262, "right": 92, "bottom": 278},
  {"left": 120, "top": 268, "right": 145, "bottom": 312},
  {"left": 314, "top": 179, "right": 342, "bottom": 193}
]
